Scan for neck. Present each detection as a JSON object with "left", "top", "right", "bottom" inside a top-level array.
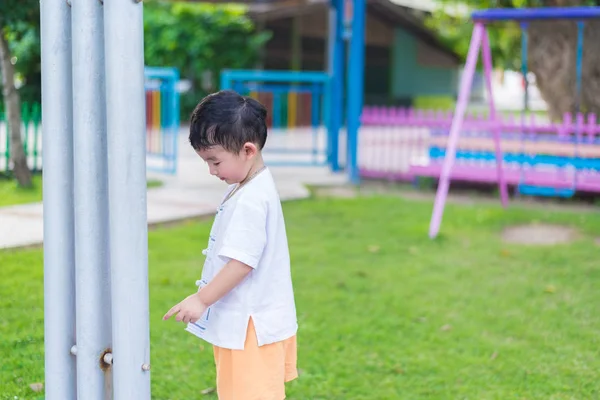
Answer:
[{"left": 241, "top": 157, "right": 265, "bottom": 185}]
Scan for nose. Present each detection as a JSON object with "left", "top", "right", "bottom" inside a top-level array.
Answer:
[{"left": 209, "top": 167, "right": 218, "bottom": 176}]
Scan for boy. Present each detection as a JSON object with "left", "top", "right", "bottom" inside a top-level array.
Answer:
[{"left": 163, "top": 90, "right": 298, "bottom": 400}]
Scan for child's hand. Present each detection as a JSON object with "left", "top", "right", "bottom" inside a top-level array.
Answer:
[{"left": 163, "top": 293, "right": 207, "bottom": 324}]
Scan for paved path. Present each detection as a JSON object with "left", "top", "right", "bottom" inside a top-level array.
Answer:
[{"left": 0, "top": 130, "right": 347, "bottom": 250}]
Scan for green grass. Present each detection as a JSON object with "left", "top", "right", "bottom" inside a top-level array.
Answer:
[
  {"left": 0, "top": 175, "right": 44, "bottom": 207},
  {"left": 147, "top": 179, "right": 163, "bottom": 189},
  {"left": 2, "top": 195, "right": 600, "bottom": 399},
  {"left": 0, "top": 177, "right": 163, "bottom": 208},
  {"left": 413, "top": 95, "right": 455, "bottom": 111}
]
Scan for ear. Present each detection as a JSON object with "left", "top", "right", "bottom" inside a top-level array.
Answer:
[{"left": 242, "top": 142, "right": 258, "bottom": 158}]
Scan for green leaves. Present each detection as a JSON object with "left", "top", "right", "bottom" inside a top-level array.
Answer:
[
  {"left": 0, "top": 0, "right": 41, "bottom": 104},
  {"left": 0, "top": 0, "right": 39, "bottom": 27},
  {"left": 143, "top": 1, "right": 271, "bottom": 118},
  {"left": 0, "top": 1, "right": 270, "bottom": 111},
  {"left": 424, "top": 0, "right": 599, "bottom": 69}
]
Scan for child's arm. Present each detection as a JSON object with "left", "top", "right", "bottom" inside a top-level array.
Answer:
[
  {"left": 163, "top": 259, "right": 252, "bottom": 324},
  {"left": 164, "top": 197, "right": 266, "bottom": 324},
  {"left": 197, "top": 259, "right": 252, "bottom": 306}
]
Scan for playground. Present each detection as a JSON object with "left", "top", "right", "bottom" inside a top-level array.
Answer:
[{"left": 2, "top": 1, "right": 600, "bottom": 399}]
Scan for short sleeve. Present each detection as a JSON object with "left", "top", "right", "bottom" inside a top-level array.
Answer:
[{"left": 217, "top": 196, "right": 267, "bottom": 269}]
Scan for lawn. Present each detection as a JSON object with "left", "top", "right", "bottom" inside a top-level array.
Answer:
[
  {"left": 1, "top": 194, "right": 600, "bottom": 399},
  {"left": 0, "top": 175, "right": 44, "bottom": 207},
  {"left": 0, "top": 176, "right": 163, "bottom": 208}
]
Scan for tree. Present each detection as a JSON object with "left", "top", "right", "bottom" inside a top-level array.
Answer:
[
  {"left": 0, "top": 0, "right": 38, "bottom": 187},
  {"left": 425, "top": 0, "right": 600, "bottom": 120},
  {"left": 4, "top": 18, "right": 41, "bottom": 106},
  {"left": 143, "top": 2, "right": 271, "bottom": 119}
]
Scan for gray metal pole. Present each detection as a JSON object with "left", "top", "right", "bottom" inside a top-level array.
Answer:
[
  {"left": 327, "top": 6, "right": 336, "bottom": 72},
  {"left": 103, "top": 1, "right": 151, "bottom": 398},
  {"left": 40, "top": 0, "right": 77, "bottom": 399},
  {"left": 71, "top": 0, "right": 112, "bottom": 398}
]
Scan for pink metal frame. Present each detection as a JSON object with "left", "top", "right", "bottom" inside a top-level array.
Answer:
[{"left": 429, "top": 23, "right": 507, "bottom": 238}]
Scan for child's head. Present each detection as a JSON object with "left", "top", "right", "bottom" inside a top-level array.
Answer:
[{"left": 189, "top": 90, "right": 268, "bottom": 184}]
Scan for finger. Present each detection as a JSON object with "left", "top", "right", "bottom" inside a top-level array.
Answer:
[
  {"left": 183, "top": 313, "right": 194, "bottom": 324},
  {"left": 176, "top": 310, "right": 185, "bottom": 323},
  {"left": 163, "top": 306, "right": 178, "bottom": 321},
  {"left": 163, "top": 304, "right": 181, "bottom": 321}
]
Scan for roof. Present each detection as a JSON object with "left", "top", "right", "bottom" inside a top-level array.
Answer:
[
  {"left": 388, "top": 0, "right": 470, "bottom": 17},
  {"left": 245, "top": 0, "right": 460, "bottom": 62},
  {"left": 367, "top": 0, "right": 460, "bottom": 62}
]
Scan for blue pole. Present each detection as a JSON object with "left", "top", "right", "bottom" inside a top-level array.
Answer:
[
  {"left": 311, "top": 83, "right": 320, "bottom": 162},
  {"left": 328, "top": 0, "right": 344, "bottom": 171},
  {"left": 472, "top": 6, "right": 600, "bottom": 21},
  {"left": 347, "top": 0, "right": 366, "bottom": 184},
  {"left": 575, "top": 21, "right": 584, "bottom": 113},
  {"left": 220, "top": 70, "right": 232, "bottom": 90}
]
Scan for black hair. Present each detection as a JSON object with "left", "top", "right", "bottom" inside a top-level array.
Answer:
[{"left": 189, "top": 90, "right": 268, "bottom": 153}]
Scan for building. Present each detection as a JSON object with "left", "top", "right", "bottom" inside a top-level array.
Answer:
[{"left": 247, "top": 0, "right": 461, "bottom": 107}]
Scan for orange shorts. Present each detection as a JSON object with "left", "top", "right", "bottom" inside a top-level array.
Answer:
[{"left": 213, "top": 318, "right": 298, "bottom": 400}]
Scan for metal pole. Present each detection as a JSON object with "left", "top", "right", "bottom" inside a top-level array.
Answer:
[
  {"left": 71, "top": 0, "right": 112, "bottom": 398},
  {"left": 346, "top": 0, "right": 366, "bottom": 184},
  {"left": 103, "top": 1, "right": 151, "bottom": 398},
  {"left": 327, "top": 4, "right": 335, "bottom": 72},
  {"left": 327, "top": 0, "right": 344, "bottom": 172},
  {"left": 40, "top": 0, "right": 77, "bottom": 398},
  {"left": 481, "top": 27, "right": 509, "bottom": 207},
  {"left": 428, "top": 23, "right": 484, "bottom": 239}
]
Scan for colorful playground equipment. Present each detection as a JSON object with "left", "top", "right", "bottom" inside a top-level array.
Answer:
[
  {"left": 427, "top": 6, "right": 600, "bottom": 238},
  {"left": 220, "top": 0, "right": 365, "bottom": 181},
  {"left": 221, "top": 69, "right": 332, "bottom": 167},
  {"left": 144, "top": 66, "right": 180, "bottom": 175},
  {"left": 514, "top": 17, "right": 585, "bottom": 198},
  {"left": 0, "top": 68, "right": 179, "bottom": 176},
  {"left": 6, "top": 0, "right": 365, "bottom": 182},
  {"left": 360, "top": 107, "right": 600, "bottom": 194},
  {"left": 357, "top": 6, "right": 600, "bottom": 238},
  {"left": 247, "top": 86, "right": 318, "bottom": 129}
]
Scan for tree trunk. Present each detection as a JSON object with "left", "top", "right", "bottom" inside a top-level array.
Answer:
[
  {"left": 0, "top": 27, "right": 32, "bottom": 187},
  {"left": 527, "top": 0, "right": 600, "bottom": 121}
]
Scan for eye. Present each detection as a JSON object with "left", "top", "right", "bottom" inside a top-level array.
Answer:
[{"left": 213, "top": 162, "right": 221, "bottom": 166}]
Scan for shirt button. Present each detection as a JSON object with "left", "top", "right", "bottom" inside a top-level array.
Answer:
[{"left": 202, "top": 249, "right": 208, "bottom": 256}]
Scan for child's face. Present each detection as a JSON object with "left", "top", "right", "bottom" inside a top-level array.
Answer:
[{"left": 196, "top": 144, "right": 258, "bottom": 185}]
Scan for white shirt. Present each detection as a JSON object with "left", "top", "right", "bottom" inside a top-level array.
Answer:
[{"left": 186, "top": 168, "right": 298, "bottom": 350}]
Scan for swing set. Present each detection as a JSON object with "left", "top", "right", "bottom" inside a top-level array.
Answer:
[{"left": 428, "top": 6, "right": 600, "bottom": 239}]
